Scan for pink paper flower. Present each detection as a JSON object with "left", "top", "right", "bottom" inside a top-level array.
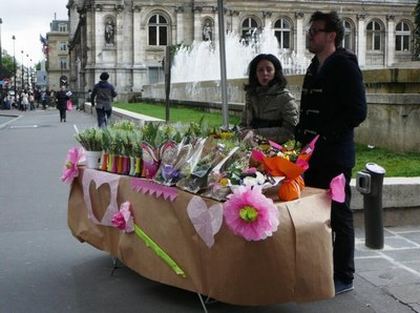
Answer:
[
  {"left": 223, "top": 186, "right": 279, "bottom": 241},
  {"left": 112, "top": 201, "right": 134, "bottom": 233},
  {"left": 61, "top": 147, "right": 86, "bottom": 183}
]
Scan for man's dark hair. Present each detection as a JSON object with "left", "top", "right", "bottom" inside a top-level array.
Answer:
[
  {"left": 310, "top": 11, "right": 344, "bottom": 47},
  {"left": 244, "top": 53, "right": 287, "bottom": 93},
  {"left": 100, "top": 72, "right": 109, "bottom": 81}
]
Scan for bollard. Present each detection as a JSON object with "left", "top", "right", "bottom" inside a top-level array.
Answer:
[{"left": 356, "top": 163, "right": 386, "bottom": 249}]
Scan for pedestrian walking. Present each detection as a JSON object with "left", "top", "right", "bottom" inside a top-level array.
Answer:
[
  {"left": 56, "top": 85, "right": 70, "bottom": 122},
  {"left": 91, "top": 72, "right": 117, "bottom": 127},
  {"left": 295, "top": 11, "right": 367, "bottom": 295}
]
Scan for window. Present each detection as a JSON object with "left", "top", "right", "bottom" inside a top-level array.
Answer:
[
  {"left": 59, "top": 42, "right": 67, "bottom": 51},
  {"left": 148, "top": 14, "right": 168, "bottom": 46},
  {"left": 60, "top": 58, "right": 67, "bottom": 70},
  {"left": 241, "top": 17, "right": 258, "bottom": 42},
  {"left": 274, "top": 18, "right": 291, "bottom": 49},
  {"left": 58, "top": 23, "right": 67, "bottom": 32},
  {"left": 366, "top": 21, "right": 382, "bottom": 51},
  {"left": 342, "top": 20, "right": 354, "bottom": 51},
  {"left": 395, "top": 21, "right": 410, "bottom": 52}
]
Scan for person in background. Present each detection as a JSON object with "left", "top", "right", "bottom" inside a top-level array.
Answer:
[
  {"left": 239, "top": 53, "right": 298, "bottom": 144},
  {"left": 295, "top": 11, "right": 367, "bottom": 295},
  {"left": 91, "top": 72, "right": 117, "bottom": 127},
  {"left": 56, "top": 85, "right": 70, "bottom": 122}
]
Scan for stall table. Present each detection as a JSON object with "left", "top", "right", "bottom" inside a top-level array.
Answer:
[{"left": 68, "top": 168, "right": 334, "bottom": 306}]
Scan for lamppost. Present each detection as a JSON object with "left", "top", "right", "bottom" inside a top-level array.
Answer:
[
  {"left": 26, "top": 54, "right": 29, "bottom": 90},
  {"left": 21, "top": 50, "right": 24, "bottom": 90},
  {"left": 12, "top": 35, "right": 16, "bottom": 103}
]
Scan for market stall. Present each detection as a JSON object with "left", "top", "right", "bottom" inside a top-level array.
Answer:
[{"left": 67, "top": 167, "right": 334, "bottom": 306}]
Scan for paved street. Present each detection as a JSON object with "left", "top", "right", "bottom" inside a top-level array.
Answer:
[{"left": 0, "top": 109, "right": 419, "bottom": 313}]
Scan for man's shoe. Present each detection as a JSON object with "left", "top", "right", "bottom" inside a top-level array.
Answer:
[{"left": 334, "top": 279, "right": 354, "bottom": 295}]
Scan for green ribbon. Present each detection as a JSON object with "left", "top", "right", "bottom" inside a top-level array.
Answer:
[{"left": 134, "top": 223, "right": 186, "bottom": 278}]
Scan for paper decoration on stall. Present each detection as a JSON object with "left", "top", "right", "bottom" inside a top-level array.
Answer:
[
  {"left": 82, "top": 168, "right": 120, "bottom": 226},
  {"left": 61, "top": 147, "right": 86, "bottom": 184},
  {"left": 112, "top": 201, "right": 134, "bottom": 233},
  {"left": 134, "top": 224, "right": 186, "bottom": 278},
  {"left": 329, "top": 173, "right": 346, "bottom": 203},
  {"left": 187, "top": 196, "right": 223, "bottom": 248},
  {"left": 131, "top": 178, "right": 178, "bottom": 201},
  {"left": 223, "top": 186, "right": 280, "bottom": 241}
]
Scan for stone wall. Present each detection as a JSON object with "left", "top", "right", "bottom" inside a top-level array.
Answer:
[{"left": 142, "top": 68, "right": 420, "bottom": 152}]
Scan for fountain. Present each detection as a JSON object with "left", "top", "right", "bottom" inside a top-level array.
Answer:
[{"left": 171, "top": 28, "right": 311, "bottom": 83}]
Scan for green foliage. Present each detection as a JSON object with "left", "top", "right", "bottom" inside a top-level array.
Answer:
[
  {"left": 0, "top": 53, "right": 16, "bottom": 79},
  {"left": 74, "top": 128, "right": 103, "bottom": 151}
]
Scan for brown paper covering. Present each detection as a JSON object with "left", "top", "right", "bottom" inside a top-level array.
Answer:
[{"left": 68, "top": 168, "right": 334, "bottom": 305}]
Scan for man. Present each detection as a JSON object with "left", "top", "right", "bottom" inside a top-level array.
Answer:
[
  {"left": 91, "top": 72, "right": 117, "bottom": 127},
  {"left": 295, "top": 11, "right": 367, "bottom": 295}
]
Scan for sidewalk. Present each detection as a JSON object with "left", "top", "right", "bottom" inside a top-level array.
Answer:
[{"left": 0, "top": 108, "right": 419, "bottom": 313}]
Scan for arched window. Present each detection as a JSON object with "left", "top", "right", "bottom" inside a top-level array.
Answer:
[
  {"left": 366, "top": 20, "right": 382, "bottom": 51},
  {"left": 274, "top": 18, "right": 291, "bottom": 49},
  {"left": 395, "top": 21, "right": 410, "bottom": 52},
  {"left": 148, "top": 14, "right": 168, "bottom": 46},
  {"left": 342, "top": 19, "right": 354, "bottom": 51},
  {"left": 241, "top": 17, "right": 258, "bottom": 41}
]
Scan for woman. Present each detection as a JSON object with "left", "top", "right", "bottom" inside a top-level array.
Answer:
[
  {"left": 56, "top": 85, "right": 70, "bottom": 122},
  {"left": 240, "top": 54, "right": 299, "bottom": 144}
]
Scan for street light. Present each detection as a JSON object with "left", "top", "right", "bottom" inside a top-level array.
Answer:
[
  {"left": 12, "top": 35, "right": 16, "bottom": 103},
  {"left": 21, "top": 50, "right": 24, "bottom": 90}
]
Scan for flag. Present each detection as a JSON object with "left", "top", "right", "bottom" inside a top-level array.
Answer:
[{"left": 39, "top": 34, "right": 48, "bottom": 46}]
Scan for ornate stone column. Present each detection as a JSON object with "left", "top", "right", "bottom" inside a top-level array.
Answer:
[
  {"left": 228, "top": 10, "right": 240, "bottom": 35},
  {"left": 132, "top": 5, "right": 141, "bottom": 65},
  {"left": 114, "top": 4, "right": 125, "bottom": 65},
  {"left": 386, "top": 15, "right": 395, "bottom": 67},
  {"left": 357, "top": 14, "right": 366, "bottom": 67},
  {"left": 295, "top": 12, "right": 305, "bottom": 58},
  {"left": 193, "top": 6, "right": 203, "bottom": 42},
  {"left": 175, "top": 6, "right": 184, "bottom": 44}
]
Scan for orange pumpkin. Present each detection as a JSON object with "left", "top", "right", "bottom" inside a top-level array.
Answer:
[
  {"left": 278, "top": 179, "right": 301, "bottom": 201},
  {"left": 295, "top": 175, "right": 305, "bottom": 190}
]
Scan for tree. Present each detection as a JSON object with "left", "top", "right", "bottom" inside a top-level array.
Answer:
[
  {"left": 0, "top": 51, "right": 16, "bottom": 80},
  {"left": 414, "top": 0, "right": 420, "bottom": 59}
]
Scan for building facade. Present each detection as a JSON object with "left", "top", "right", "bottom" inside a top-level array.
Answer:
[
  {"left": 66, "top": 0, "right": 417, "bottom": 100},
  {"left": 46, "top": 20, "right": 70, "bottom": 91}
]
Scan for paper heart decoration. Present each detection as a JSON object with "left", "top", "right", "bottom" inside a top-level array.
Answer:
[
  {"left": 82, "top": 168, "right": 120, "bottom": 226},
  {"left": 329, "top": 173, "right": 346, "bottom": 203},
  {"left": 187, "top": 196, "right": 223, "bottom": 248},
  {"left": 88, "top": 180, "right": 111, "bottom": 222}
]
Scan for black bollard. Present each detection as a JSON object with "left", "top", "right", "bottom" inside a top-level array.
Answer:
[{"left": 356, "top": 163, "right": 386, "bottom": 249}]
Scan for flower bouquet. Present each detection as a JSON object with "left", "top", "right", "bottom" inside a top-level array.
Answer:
[{"left": 263, "top": 136, "right": 319, "bottom": 201}]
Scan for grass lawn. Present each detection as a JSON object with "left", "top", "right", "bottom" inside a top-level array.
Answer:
[
  {"left": 114, "top": 102, "right": 420, "bottom": 177},
  {"left": 114, "top": 102, "right": 240, "bottom": 127}
]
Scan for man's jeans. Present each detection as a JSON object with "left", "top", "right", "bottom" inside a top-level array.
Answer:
[{"left": 96, "top": 108, "right": 112, "bottom": 127}]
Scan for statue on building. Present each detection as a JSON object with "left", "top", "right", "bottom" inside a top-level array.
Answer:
[
  {"left": 202, "top": 20, "right": 213, "bottom": 41},
  {"left": 105, "top": 18, "right": 115, "bottom": 44}
]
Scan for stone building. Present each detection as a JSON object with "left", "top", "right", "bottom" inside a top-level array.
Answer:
[
  {"left": 46, "top": 20, "right": 70, "bottom": 91},
  {"left": 66, "top": 0, "right": 417, "bottom": 100}
]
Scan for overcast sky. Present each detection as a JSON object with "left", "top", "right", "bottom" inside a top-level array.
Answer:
[{"left": 0, "top": 0, "right": 68, "bottom": 66}]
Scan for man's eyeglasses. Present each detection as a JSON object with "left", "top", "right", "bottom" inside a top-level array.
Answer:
[{"left": 307, "top": 28, "right": 327, "bottom": 36}]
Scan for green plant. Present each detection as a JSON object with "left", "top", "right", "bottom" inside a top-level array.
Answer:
[{"left": 74, "top": 128, "right": 103, "bottom": 151}]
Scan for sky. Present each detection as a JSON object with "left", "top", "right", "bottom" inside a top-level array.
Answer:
[{"left": 0, "top": 0, "right": 68, "bottom": 66}]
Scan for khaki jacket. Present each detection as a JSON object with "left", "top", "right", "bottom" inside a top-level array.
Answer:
[{"left": 240, "top": 83, "right": 299, "bottom": 144}]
